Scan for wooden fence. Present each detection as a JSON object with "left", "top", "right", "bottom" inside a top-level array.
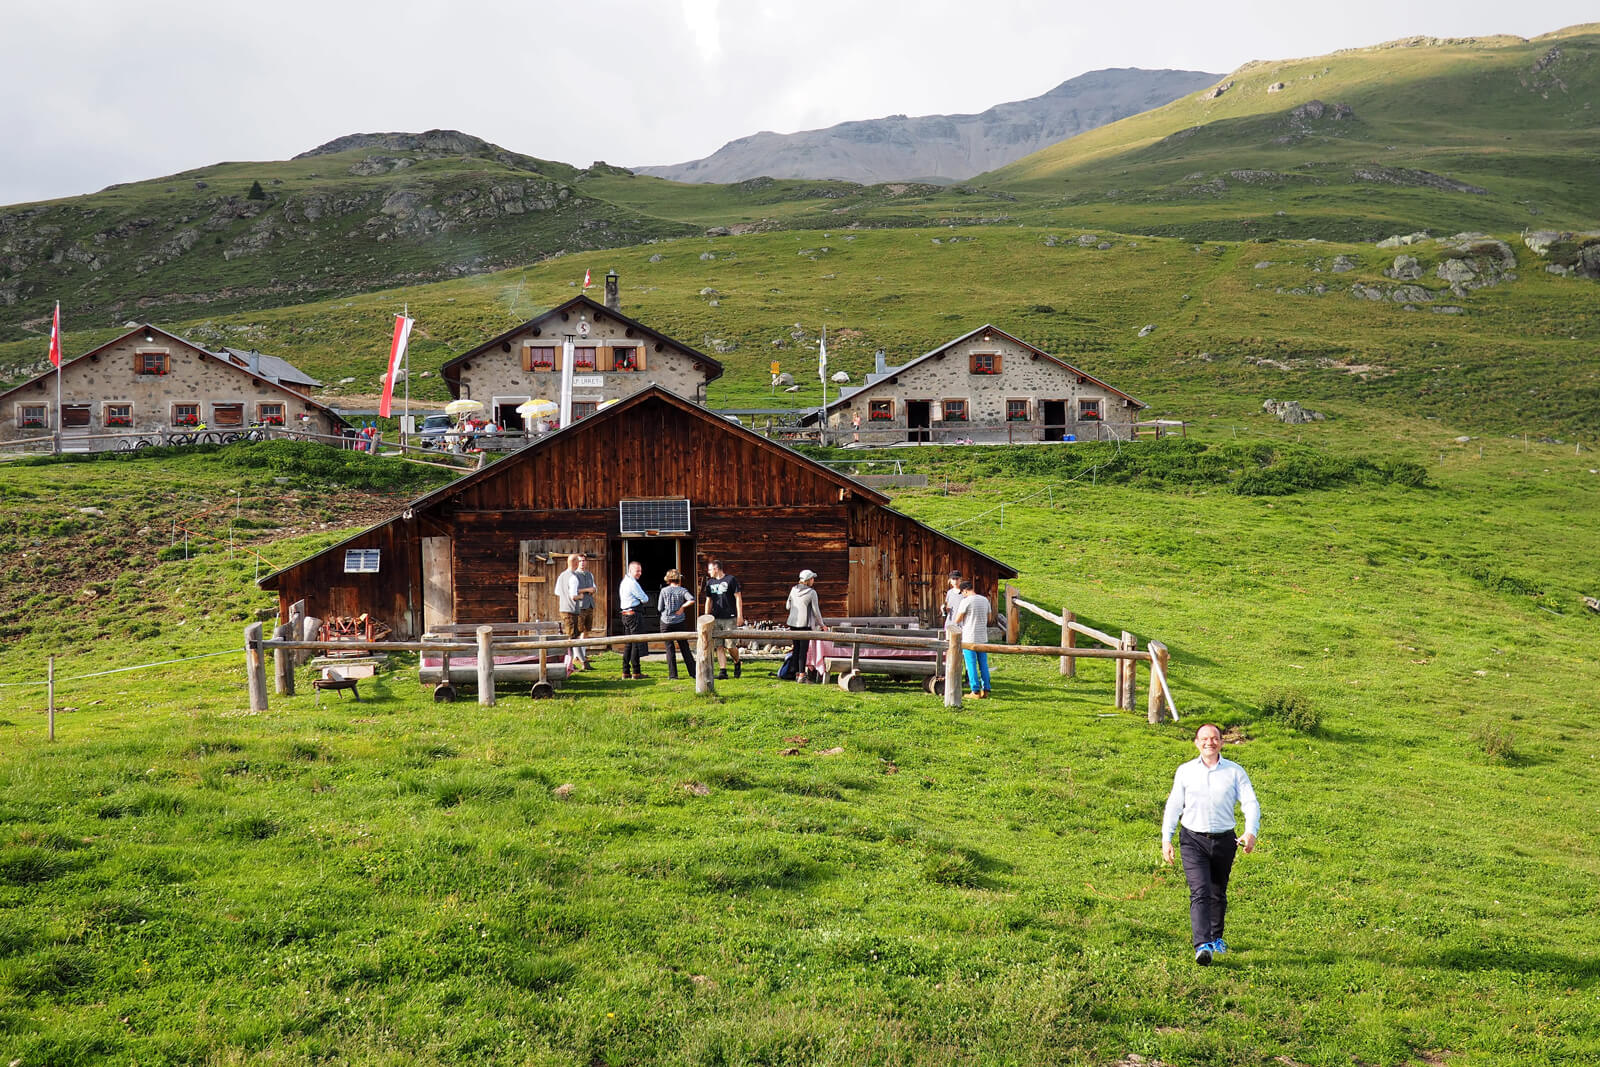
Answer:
[{"left": 244, "top": 610, "right": 1176, "bottom": 720}]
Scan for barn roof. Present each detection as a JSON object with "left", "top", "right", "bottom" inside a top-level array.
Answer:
[
  {"left": 438, "top": 295, "right": 724, "bottom": 398},
  {"left": 260, "top": 385, "right": 1015, "bottom": 588},
  {"left": 815, "top": 323, "right": 1145, "bottom": 416}
]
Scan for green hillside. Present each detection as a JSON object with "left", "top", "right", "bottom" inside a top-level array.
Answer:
[
  {"left": 5, "top": 224, "right": 1595, "bottom": 435},
  {"left": 980, "top": 25, "right": 1600, "bottom": 239}
]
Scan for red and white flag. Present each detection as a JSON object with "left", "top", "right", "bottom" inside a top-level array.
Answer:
[
  {"left": 582, "top": 268, "right": 592, "bottom": 289},
  {"left": 48, "top": 302, "right": 61, "bottom": 367},
  {"left": 379, "top": 313, "right": 414, "bottom": 418}
]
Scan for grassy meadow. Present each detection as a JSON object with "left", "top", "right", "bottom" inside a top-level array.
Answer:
[{"left": 2, "top": 418, "right": 1597, "bottom": 1065}]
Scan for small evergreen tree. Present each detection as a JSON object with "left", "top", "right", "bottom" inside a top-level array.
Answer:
[{"left": 247, "top": 180, "right": 266, "bottom": 200}]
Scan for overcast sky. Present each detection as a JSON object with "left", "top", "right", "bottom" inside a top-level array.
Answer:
[{"left": 2, "top": 0, "right": 1593, "bottom": 206}]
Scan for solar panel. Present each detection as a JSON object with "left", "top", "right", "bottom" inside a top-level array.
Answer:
[{"left": 619, "top": 499, "right": 691, "bottom": 535}]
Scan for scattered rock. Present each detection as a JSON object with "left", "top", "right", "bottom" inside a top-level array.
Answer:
[
  {"left": 1331, "top": 255, "right": 1358, "bottom": 273},
  {"left": 1043, "top": 235, "right": 1059, "bottom": 247},
  {"left": 817, "top": 747, "right": 845, "bottom": 756},
  {"left": 784, "top": 385, "right": 800, "bottom": 392},
  {"left": 1077, "top": 234, "right": 1098, "bottom": 246},
  {"left": 1262, "top": 399, "right": 1325, "bottom": 424},
  {"left": 552, "top": 783, "right": 575, "bottom": 799},
  {"left": 1377, "top": 232, "right": 1430, "bottom": 249},
  {"left": 1390, "top": 284, "right": 1435, "bottom": 303},
  {"left": 648, "top": 253, "right": 663, "bottom": 263},
  {"left": 773, "top": 372, "right": 794, "bottom": 386},
  {"left": 1268, "top": 82, "right": 1286, "bottom": 93},
  {"left": 1255, "top": 261, "right": 1272, "bottom": 269},
  {"left": 78, "top": 507, "right": 105, "bottom": 518},
  {"left": 699, "top": 252, "right": 715, "bottom": 261},
  {"left": 1138, "top": 324, "right": 1157, "bottom": 337},
  {"left": 831, "top": 371, "right": 850, "bottom": 383},
  {"left": 1386, "top": 254, "right": 1422, "bottom": 280},
  {"left": 1200, "top": 80, "right": 1234, "bottom": 100}
]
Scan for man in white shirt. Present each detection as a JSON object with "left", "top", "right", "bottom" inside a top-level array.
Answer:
[
  {"left": 1161, "top": 723, "right": 1261, "bottom": 965},
  {"left": 618, "top": 560, "right": 650, "bottom": 679},
  {"left": 949, "top": 578, "right": 992, "bottom": 698},
  {"left": 553, "top": 553, "right": 597, "bottom": 671}
]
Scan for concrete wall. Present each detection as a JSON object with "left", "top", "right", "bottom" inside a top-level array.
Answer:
[
  {"left": 825, "top": 332, "right": 1140, "bottom": 443},
  {"left": 456, "top": 309, "right": 713, "bottom": 419},
  {"left": 1, "top": 334, "right": 341, "bottom": 442}
]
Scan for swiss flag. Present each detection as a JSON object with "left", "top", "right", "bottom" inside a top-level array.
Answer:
[
  {"left": 582, "top": 268, "right": 592, "bottom": 289},
  {"left": 48, "top": 302, "right": 61, "bottom": 367}
]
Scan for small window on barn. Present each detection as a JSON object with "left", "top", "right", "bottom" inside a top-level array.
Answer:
[
  {"left": 135, "top": 351, "right": 170, "bottom": 375},
  {"left": 942, "top": 399, "right": 968, "bottom": 422},
  {"left": 526, "top": 345, "right": 556, "bottom": 371},
  {"left": 1078, "top": 399, "right": 1101, "bottom": 421},
  {"left": 612, "top": 346, "right": 639, "bottom": 372},
  {"left": 173, "top": 403, "right": 200, "bottom": 427},
  {"left": 970, "top": 353, "right": 1001, "bottom": 375},
  {"left": 212, "top": 403, "right": 244, "bottom": 427},
  {"left": 573, "top": 347, "right": 597, "bottom": 370},
  {"left": 1006, "top": 399, "right": 1030, "bottom": 422},
  {"left": 104, "top": 403, "right": 133, "bottom": 428},
  {"left": 19, "top": 404, "right": 48, "bottom": 429},
  {"left": 344, "top": 549, "right": 381, "bottom": 574},
  {"left": 868, "top": 399, "right": 894, "bottom": 422}
]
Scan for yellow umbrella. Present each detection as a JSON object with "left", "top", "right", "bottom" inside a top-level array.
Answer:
[
  {"left": 517, "top": 399, "right": 558, "bottom": 418},
  {"left": 444, "top": 399, "right": 484, "bottom": 416},
  {"left": 597, "top": 398, "right": 620, "bottom": 411}
]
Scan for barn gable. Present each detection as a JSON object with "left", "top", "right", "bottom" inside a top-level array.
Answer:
[{"left": 262, "top": 386, "right": 1014, "bottom": 637}]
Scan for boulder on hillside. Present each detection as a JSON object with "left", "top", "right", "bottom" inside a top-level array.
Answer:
[
  {"left": 1522, "top": 229, "right": 1600, "bottom": 279},
  {"left": 1262, "top": 399, "right": 1326, "bottom": 424},
  {"left": 1377, "top": 232, "right": 1429, "bottom": 249},
  {"left": 1386, "top": 255, "right": 1422, "bottom": 280}
]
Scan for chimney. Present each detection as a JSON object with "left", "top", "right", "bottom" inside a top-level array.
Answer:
[{"left": 604, "top": 270, "right": 620, "bottom": 312}]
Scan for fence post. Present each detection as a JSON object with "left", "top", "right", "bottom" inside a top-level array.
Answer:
[
  {"left": 1148, "top": 640, "right": 1171, "bottom": 724},
  {"left": 695, "top": 615, "right": 716, "bottom": 695},
  {"left": 272, "top": 623, "right": 295, "bottom": 696},
  {"left": 1120, "top": 631, "right": 1137, "bottom": 713},
  {"left": 287, "top": 600, "right": 309, "bottom": 666},
  {"left": 944, "top": 630, "right": 964, "bottom": 709},
  {"left": 244, "top": 623, "right": 268, "bottom": 712},
  {"left": 1061, "top": 608, "right": 1076, "bottom": 678},
  {"left": 1005, "top": 583, "right": 1019, "bottom": 644},
  {"left": 477, "top": 625, "right": 495, "bottom": 706},
  {"left": 47, "top": 655, "right": 56, "bottom": 742}
]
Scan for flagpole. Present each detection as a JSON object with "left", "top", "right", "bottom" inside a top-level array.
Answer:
[
  {"left": 402, "top": 302, "right": 410, "bottom": 439},
  {"left": 819, "top": 325, "right": 827, "bottom": 447},
  {"left": 53, "top": 302, "right": 62, "bottom": 456}
]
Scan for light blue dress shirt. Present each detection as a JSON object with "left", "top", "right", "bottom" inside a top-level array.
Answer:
[
  {"left": 619, "top": 575, "right": 650, "bottom": 610},
  {"left": 1161, "top": 756, "right": 1260, "bottom": 842}
]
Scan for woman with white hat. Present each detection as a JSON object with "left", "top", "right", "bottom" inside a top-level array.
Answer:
[{"left": 783, "top": 569, "right": 824, "bottom": 681}]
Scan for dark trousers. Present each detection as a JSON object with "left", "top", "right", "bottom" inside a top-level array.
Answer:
[
  {"left": 662, "top": 619, "right": 695, "bottom": 678},
  {"left": 787, "top": 637, "right": 811, "bottom": 680},
  {"left": 1179, "top": 827, "right": 1237, "bottom": 948},
  {"left": 621, "top": 612, "right": 645, "bottom": 673}
]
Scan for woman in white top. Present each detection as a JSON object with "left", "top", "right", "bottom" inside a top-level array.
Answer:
[{"left": 950, "top": 578, "right": 992, "bottom": 698}]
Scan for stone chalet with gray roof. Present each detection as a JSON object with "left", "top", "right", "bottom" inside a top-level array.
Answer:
[{"left": 814, "top": 324, "right": 1145, "bottom": 444}]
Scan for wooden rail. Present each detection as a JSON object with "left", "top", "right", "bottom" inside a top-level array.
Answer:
[{"left": 245, "top": 615, "right": 1177, "bottom": 718}]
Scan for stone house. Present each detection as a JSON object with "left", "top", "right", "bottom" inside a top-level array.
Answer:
[
  {"left": 817, "top": 324, "right": 1144, "bottom": 444},
  {"left": 0, "top": 324, "right": 346, "bottom": 445},
  {"left": 441, "top": 272, "right": 723, "bottom": 429}
]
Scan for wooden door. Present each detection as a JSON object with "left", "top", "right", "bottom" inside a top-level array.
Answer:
[
  {"left": 421, "top": 536, "right": 453, "bottom": 631},
  {"left": 518, "top": 538, "right": 609, "bottom": 632},
  {"left": 848, "top": 545, "right": 881, "bottom": 617}
]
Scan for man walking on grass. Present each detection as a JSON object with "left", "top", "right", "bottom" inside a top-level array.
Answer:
[{"left": 1162, "top": 723, "right": 1260, "bottom": 965}]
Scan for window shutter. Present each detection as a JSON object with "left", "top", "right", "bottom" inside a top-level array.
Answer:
[
  {"left": 993, "top": 353, "right": 1003, "bottom": 374},
  {"left": 635, "top": 346, "right": 647, "bottom": 371},
  {"left": 969, "top": 353, "right": 980, "bottom": 373},
  {"left": 521, "top": 344, "right": 534, "bottom": 372},
  {"left": 553, "top": 345, "right": 564, "bottom": 371},
  {"left": 597, "top": 345, "right": 614, "bottom": 371}
]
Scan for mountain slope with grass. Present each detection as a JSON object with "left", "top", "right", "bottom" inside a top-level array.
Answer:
[{"left": 978, "top": 24, "right": 1600, "bottom": 239}]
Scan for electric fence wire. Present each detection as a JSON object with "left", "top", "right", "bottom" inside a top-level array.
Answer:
[{"left": 0, "top": 648, "right": 239, "bottom": 688}]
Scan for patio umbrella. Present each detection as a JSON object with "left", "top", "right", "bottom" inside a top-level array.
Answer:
[
  {"left": 444, "top": 399, "right": 484, "bottom": 416},
  {"left": 596, "top": 398, "right": 620, "bottom": 411},
  {"left": 516, "top": 399, "right": 558, "bottom": 418}
]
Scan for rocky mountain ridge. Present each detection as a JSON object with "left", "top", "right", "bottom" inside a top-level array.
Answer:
[{"left": 635, "top": 68, "right": 1220, "bottom": 184}]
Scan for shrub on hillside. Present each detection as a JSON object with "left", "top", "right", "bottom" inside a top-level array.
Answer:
[
  {"left": 1259, "top": 686, "right": 1321, "bottom": 733},
  {"left": 1472, "top": 722, "right": 1517, "bottom": 763}
]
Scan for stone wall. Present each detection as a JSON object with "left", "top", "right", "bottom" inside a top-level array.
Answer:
[
  {"left": 825, "top": 332, "right": 1139, "bottom": 443},
  {"left": 1, "top": 334, "right": 341, "bottom": 441}
]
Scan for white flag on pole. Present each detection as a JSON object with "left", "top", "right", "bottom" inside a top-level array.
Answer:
[{"left": 818, "top": 328, "right": 828, "bottom": 384}]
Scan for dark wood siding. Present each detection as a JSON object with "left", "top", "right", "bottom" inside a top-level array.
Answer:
[{"left": 264, "top": 390, "right": 1014, "bottom": 638}]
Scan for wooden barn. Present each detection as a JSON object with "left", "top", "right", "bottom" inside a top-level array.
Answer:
[{"left": 259, "top": 386, "right": 1015, "bottom": 637}]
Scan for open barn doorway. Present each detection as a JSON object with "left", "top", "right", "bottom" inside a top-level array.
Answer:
[{"left": 619, "top": 536, "right": 693, "bottom": 632}]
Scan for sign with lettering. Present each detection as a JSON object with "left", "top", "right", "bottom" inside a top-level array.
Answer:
[{"left": 572, "top": 375, "right": 603, "bottom": 388}]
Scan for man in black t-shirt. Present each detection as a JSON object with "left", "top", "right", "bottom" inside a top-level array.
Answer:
[{"left": 702, "top": 558, "right": 744, "bottom": 679}]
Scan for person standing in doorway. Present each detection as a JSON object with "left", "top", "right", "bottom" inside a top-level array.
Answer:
[
  {"left": 783, "top": 569, "right": 824, "bottom": 681},
  {"left": 702, "top": 559, "right": 743, "bottom": 680},
  {"left": 1162, "top": 723, "right": 1261, "bottom": 966},
  {"left": 618, "top": 560, "right": 650, "bottom": 679},
  {"left": 656, "top": 569, "right": 696, "bottom": 680},
  {"left": 950, "top": 578, "right": 992, "bottom": 698},
  {"left": 553, "top": 553, "right": 597, "bottom": 671}
]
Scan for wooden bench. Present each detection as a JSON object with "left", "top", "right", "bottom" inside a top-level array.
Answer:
[
  {"left": 816, "top": 617, "right": 947, "bottom": 693},
  {"left": 419, "top": 621, "right": 568, "bottom": 698}
]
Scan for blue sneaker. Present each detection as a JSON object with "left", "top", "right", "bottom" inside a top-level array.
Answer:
[
  {"left": 1210, "top": 939, "right": 1228, "bottom": 955},
  {"left": 1194, "top": 944, "right": 1213, "bottom": 966}
]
